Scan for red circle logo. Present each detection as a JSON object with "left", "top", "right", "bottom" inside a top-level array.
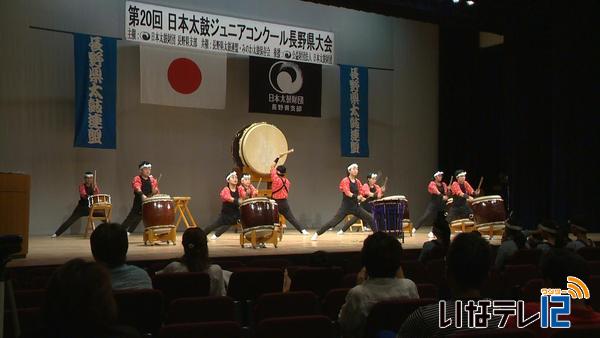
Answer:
[{"left": 167, "top": 58, "right": 202, "bottom": 94}]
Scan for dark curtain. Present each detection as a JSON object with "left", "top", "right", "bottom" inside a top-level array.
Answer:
[{"left": 438, "top": 0, "right": 600, "bottom": 229}]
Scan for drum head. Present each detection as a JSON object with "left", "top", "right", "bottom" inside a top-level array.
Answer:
[
  {"left": 375, "top": 195, "right": 407, "bottom": 202},
  {"left": 471, "top": 195, "right": 503, "bottom": 205},
  {"left": 240, "top": 197, "right": 271, "bottom": 206},
  {"left": 143, "top": 194, "right": 173, "bottom": 204},
  {"left": 240, "top": 123, "right": 288, "bottom": 175}
]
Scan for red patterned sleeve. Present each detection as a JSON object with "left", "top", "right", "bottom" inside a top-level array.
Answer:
[
  {"left": 132, "top": 176, "right": 142, "bottom": 193},
  {"left": 428, "top": 181, "right": 439, "bottom": 195},
  {"left": 465, "top": 181, "right": 475, "bottom": 195},
  {"left": 339, "top": 177, "right": 353, "bottom": 197},
  {"left": 375, "top": 184, "right": 383, "bottom": 199},
  {"left": 220, "top": 187, "right": 233, "bottom": 202},
  {"left": 79, "top": 184, "right": 88, "bottom": 199},
  {"left": 451, "top": 182, "right": 463, "bottom": 197}
]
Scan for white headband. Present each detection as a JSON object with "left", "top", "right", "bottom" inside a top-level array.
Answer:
[
  {"left": 347, "top": 163, "right": 358, "bottom": 172},
  {"left": 241, "top": 174, "right": 251, "bottom": 180},
  {"left": 139, "top": 164, "right": 152, "bottom": 169},
  {"left": 369, "top": 174, "right": 377, "bottom": 179},
  {"left": 434, "top": 171, "right": 444, "bottom": 177},
  {"left": 457, "top": 171, "right": 467, "bottom": 178},
  {"left": 226, "top": 171, "right": 237, "bottom": 182}
]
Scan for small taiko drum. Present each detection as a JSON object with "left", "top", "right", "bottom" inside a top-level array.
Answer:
[
  {"left": 470, "top": 195, "right": 506, "bottom": 226},
  {"left": 239, "top": 197, "right": 276, "bottom": 240},
  {"left": 371, "top": 196, "right": 407, "bottom": 238},
  {"left": 88, "top": 194, "right": 111, "bottom": 208},
  {"left": 232, "top": 122, "right": 289, "bottom": 175},
  {"left": 142, "top": 194, "right": 175, "bottom": 228}
]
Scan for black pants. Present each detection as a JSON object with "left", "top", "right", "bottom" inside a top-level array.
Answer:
[
  {"left": 316, "top": 202, "right": 374, "bottom": 235},
  {"left": 414, "top": 201, "right": 444, "bottom": 230},
  {"left": 446, "top": 204, "right": 473, "bottom": 223},
  {"left": 274, "top": 199, "right": 307, "bottom": 233},
  {"left": 339, "top": 204, "right": 372, "bottom": 231},
  {"left": 122, "top": 200, "right": 143, "bottom": 233},
  {"left": 204, "top": 213, "right": 239, "bottom": 237},
  {"left": 54, "top": 203, "right": 89, "bottom": 236}
]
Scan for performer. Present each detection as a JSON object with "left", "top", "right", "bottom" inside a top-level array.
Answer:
[
  {"left": 204, "top": 171, "right": 246, "bottom": 240},
  {"left": 312, "top": 163, "right": 375, "bottom": 241},
  {"left": 270, "top": 157, "right": 310, "bottom": 235},
  {"left": 240, "top": 174, "right": 259, "bottom": 198},
  {"left": 414, "top": 171, "right": 449, "bottom": 237},
  {"left": 566, "top": 215, "right": 595, "bottom": 251},
  {"left": 51, "top": 171, "right": 100, "bottom": 237},
  {"left": 339, "top": 172, "right": 384, "bottom": 232},
  {"left": 122, "top": 161, "right": 160, "bottom": 235},
  {"left": 446, "top": 170, "right": 479, "bottom": 223}
]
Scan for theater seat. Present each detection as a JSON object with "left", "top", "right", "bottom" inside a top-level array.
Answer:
[
  {"left": 256, "top": 315, "right": 333, "bottom": 338},
  {"left": 254, "top": 291, "right": 319, "bottom": 322},
  {"left": 364, "top": 298, "right": 437, "bottom": 338},
  {"left": 166, "top": 296, "right": 235, "bottom": 324},
  {"left": 159, "top": 321, "right": 241, "bottom": 338},
  {"left": 152, "top": 272, "right": 210, "bottom": 304}
]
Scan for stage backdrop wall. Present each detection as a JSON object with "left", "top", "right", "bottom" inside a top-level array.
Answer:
[{"left": 0, "top": 0, "right": 438, "bottom": 235}]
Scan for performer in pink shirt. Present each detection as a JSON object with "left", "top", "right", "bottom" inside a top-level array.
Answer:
[
  {"left": 205, "top": 171, "right": 246, "bottom": 240},
  {"left": 240, "top": 174, "right": 259, "bottom": 198},
  {"left": 52, "top": 171, "right": 100, "bottom": 237},
  {"left": 270, "top": 157, "right": 310, "bottom": 235},
  {"left": 414, "top": 171, "right": 449, "bottom": 237},
  {"left": 446, "top": 169, "right": 479, "bottom": 222},
  {"left": 312, "top": 163, "right": 375, "bottom": 240},
  {"left": 122, "top": 161, "right": 159, "bottom": 234},
  {"left": 339, "top": 172, "right": 385, "bottom": 232}
]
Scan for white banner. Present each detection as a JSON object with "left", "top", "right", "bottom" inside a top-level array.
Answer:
[{"left": 125, "top": 1, "right": 335, "bottom": 65}]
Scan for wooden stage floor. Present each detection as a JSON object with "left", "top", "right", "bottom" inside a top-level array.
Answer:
[{"left": 9, "top": 227, "right": 495, "bottom": 267}]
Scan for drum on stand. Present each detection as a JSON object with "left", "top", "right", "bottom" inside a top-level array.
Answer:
[
  {"left": 142, "top": 194, "right": 176, "bottom": 245},
  {"left": 371, "top": 196, "right": 406, "bottom": 241},
  {"left": 88, "top": 194, "right": 111, "bottom": 208},
  {"left": 471, "top": 195, "right": 506, "bottom": 238},
  {"left": 239, "top": 197, "right": 278, "bottom": 248},
  {"left": 231, "top": 122, "right": 289, "bottom": 176}
]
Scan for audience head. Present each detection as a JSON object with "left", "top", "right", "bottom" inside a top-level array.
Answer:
[
  {"left": 446, "top": 232, "right": 491, "bottom": 293},
  {"left": 503, "top": 221, "right": 527, "bottom": 249},
  {"left": 90, "top": 223, "right": 128, "bottom": 268},
  {"left": 569, "top": 214, "right": 590, "bottom": 237},
  {"left": 43, "top": 258, "right": 117, "bottom": 336},
  {"left": 540, "top": 248, "right": 588, "bottom": 289},
  {"left": 361, "top": 232, "right": 403, "bottom": 279},
  {"left": 181, "top": 227, "right": 209, "bottom": 272},
  {"left": 538, "top": 219, "right": 567, "bottom": 248}
]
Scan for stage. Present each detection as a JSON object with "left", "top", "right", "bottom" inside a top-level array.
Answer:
[{"left": 8, "top": 227, "right": 498, "bottom": 268}]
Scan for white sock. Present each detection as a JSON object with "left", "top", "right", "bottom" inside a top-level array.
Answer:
[
  {"left": 301, "top": 229, "right": 310, "bottom": 235},
  {"left": 337, "top": 230, "right": 344, "bottom": 235},
  {"left": 311, "top": 233, "right": 318, "bottom": 241}
]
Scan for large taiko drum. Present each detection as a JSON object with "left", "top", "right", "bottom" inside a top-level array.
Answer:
[
  {"left": 371, "top": 196, "right": 407, "bottom": 238},
  {"left": 239, "top": 197, "right": 276, "bottom": 240},
  {"left": 232, "top": 122, "right": 289, "bottom": 175},
  {"left": 142, "top": 194, "right": 175, "bottom": 228},
  {"left": 470, "top": 195, "right": 506, "bottom": 226}
]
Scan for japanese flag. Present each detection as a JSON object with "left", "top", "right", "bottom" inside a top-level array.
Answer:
[{"left": 140, "top": 45, "right": 227, "bottom": 109}]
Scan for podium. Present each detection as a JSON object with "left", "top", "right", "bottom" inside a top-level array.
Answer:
[{"left": 0, "top": 173, "right": 30, "bottom": 257}]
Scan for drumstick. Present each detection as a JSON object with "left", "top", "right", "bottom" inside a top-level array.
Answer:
[
  {"left": 279, "top": 149, "right": 295, "bottom": 157},
  {"left": 477, "top": 176, "right": 484, "bottom": 191},
  {"left": 157, "top": 173, "right": 163, "bottom": 182},
  {"left": 256, "top": 177, "right": 263, "bottom": 191},
  {"left": 381, "top": 177, "right": 388, "bottom": 190},
  {"left": 93, "top": 170, "right": 97, "bottom": 190}
]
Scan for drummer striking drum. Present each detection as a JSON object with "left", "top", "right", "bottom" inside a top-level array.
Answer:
[
  {"left": 51, "top": 171, "right": 100, "bottom": 237},
  {"left": 240, "top": 174, "right": 259, "bottom": 198},
  {"left": 122, "top": 161, "right": 160, "bottom": 235},
  {"left": 446, "top": 170, "right": 480, "bottom": 223},
  {"left": 339, "top": 172, "right": 385, "bottom": 233},
  {"left": 270, "top": 157, "right": 310, "bottom": 235},
  {"left": 414, "top": 171, "right": 449, "bottom": 236},
  {"left": 204, "top": 171, "right": 247, "bottom": 240},
  {"left": 312, "top": 164, "right": 375, "bottom": 241}
]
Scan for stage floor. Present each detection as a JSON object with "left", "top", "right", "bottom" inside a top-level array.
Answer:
[{"left": 9, "top": 227, "right": 489, "bottom": 267}]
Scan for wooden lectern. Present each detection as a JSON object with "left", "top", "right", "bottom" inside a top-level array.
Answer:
[{"left": 0, "top": 173, "right": 30, "bottom": 257}]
